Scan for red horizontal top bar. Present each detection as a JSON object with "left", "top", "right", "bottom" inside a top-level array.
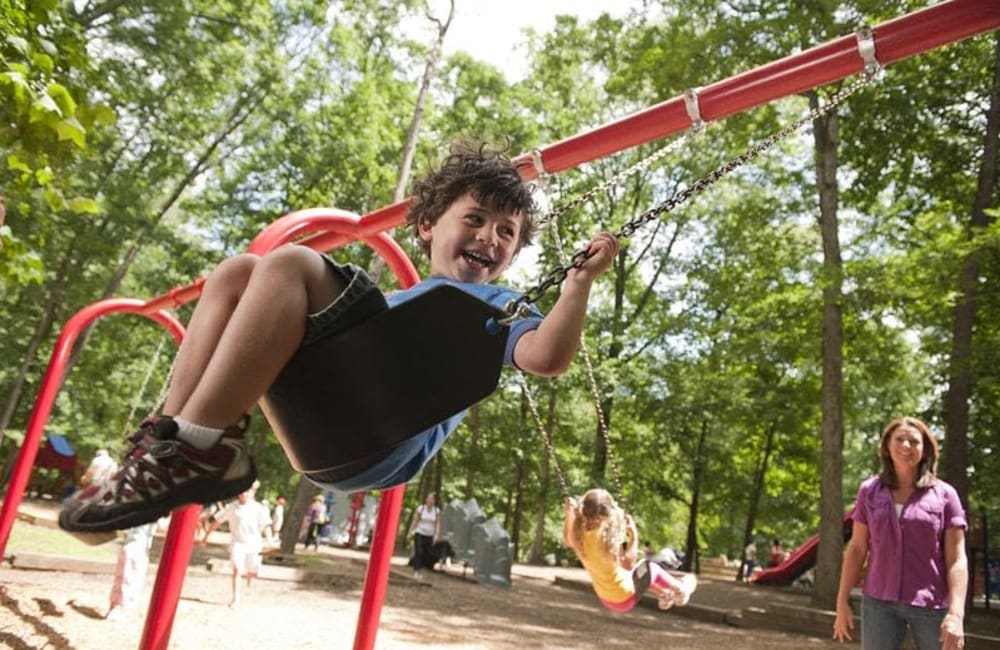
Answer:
[
  {"left": 145, "top": 0, "right": 998, "bottom": 312},
  {"left": 525, "top": 0, "right": 1000, "bottom": 176}
]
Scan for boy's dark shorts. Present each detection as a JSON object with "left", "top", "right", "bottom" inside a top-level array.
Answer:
[{"left": 302, "top": 255, "right": 388, "bottom": 347}]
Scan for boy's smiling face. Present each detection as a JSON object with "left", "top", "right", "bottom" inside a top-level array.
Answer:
[{"left": 418, "top": 192, "right": 524, "bottom": 284}]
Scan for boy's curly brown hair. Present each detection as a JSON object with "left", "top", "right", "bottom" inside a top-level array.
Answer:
[{"left": 406, "top": 140, "right": 539, "bottom": 255}]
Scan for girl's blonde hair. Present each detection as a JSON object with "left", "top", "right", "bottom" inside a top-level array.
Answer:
[{"left": 572, "top": 488, "right": 627, "bottom": 562}]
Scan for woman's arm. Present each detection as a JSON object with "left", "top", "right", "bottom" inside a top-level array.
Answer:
[
  {"left": 832, "top": 520, "right": 869, "bottom": 642},
  {"left": 940, "top": 526, "right": 968, "bottom": 649}
]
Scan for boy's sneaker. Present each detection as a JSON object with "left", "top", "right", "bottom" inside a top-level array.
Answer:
[{"left": 59, "top": 415, "right": 256, "bottom": 535}]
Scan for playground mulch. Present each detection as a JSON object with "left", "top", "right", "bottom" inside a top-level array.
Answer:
[{"left": 1, "top": 500, "right": 997, "bottom": 649}]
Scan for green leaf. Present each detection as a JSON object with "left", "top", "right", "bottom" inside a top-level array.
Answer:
[
  {"left": 6, "top": 154, "right": 32, "bottom": 174},
  {"left": 34, "top": 167, "right": 54, "bottom": 185},
  {"left": 47, "top": 83, "right": 77, "bottom": 116},
  {"left": 32, "top": 52, "right": 55, "bottom": 75},
  {"left": 0, "top": 71, "right": 31, "bottom": 103},
  {"left": 52, "top": 116, "right": 86, "bottom": 148},
  {"left": 68, "top": 197, "right": 101, "bottom": 214},
  {"left": 93, "top": 104, "right": 117, "bottom": 126},
  {"left": 7, "top": 36, "right": 29, "bottom": 55},
  {"left": 43, "top": 187, "right": 66, "bottom": 211},
  {"left": 36, "top": 38, "right": 59, "bottom": 57},
  {"left": 30, "top": 94, "right": 62, "bottom": 122}
]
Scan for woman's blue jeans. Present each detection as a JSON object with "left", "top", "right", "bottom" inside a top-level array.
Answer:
[{"left": 861, "top": 595, "right": 947, "bottom": 650}]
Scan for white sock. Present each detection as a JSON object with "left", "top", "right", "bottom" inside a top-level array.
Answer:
[{"left": 174, "top": 418, "right": 225, "bottom": 450}]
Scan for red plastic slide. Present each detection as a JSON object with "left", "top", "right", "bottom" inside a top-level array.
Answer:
[{"left": 752, "top": 514, "right": 854, "bottom": 586}]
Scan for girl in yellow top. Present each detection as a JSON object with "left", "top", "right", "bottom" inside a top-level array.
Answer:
[{"left": 563, "top": 489, "right": 697, "bottom": 612}]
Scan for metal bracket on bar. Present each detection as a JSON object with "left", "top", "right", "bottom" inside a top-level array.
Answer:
[
  {"left": 530, "top": 149, "right": 548, "bottom": 179},
  {"left": 529, "top": 148, "right": 550, "bottom": 194},
  {"left": 684, "top": 88, "right": 705, "bottom": 132},
  {"left": 855, "top": 27, "right": 882, "bottom": 76}
]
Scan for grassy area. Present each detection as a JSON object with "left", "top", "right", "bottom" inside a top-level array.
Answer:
[
  {"left": 4, "top": 512, "right": 360, "bottom": 571},
  {"left": 5, "top": 519, "right": 122, "bottom": 562}
]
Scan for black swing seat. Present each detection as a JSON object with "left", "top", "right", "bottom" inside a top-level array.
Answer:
[{"left": 260, "top": 284, "right": 510, "bottom": 473}]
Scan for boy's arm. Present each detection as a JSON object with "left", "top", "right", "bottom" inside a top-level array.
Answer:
[{"left": 513, "top": 233, "right": 619, "bottom": 377}]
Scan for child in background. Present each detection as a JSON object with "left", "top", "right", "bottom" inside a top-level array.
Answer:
[
  {"left": 106, "top": 520, "right": 161, "bottom": 621},
  {"left": 563, "top": 489, "right": 697, "bottom": 612}
]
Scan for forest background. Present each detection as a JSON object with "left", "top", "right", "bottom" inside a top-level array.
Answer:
[{"left": 1, "top": 0, "right": 998, "bottom": 609}]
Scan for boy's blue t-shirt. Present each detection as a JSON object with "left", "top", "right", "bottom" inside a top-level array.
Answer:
[{"left": 323, "top": 276, "right": 542, "bottom": 493}]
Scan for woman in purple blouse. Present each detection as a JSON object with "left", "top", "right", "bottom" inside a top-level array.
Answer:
[{"left": 833, "top": 416, "right": 968, "bottom": 649}]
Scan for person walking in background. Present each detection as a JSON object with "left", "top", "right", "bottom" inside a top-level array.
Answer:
[
  {"left": 303, "top": 494, "right": 327, "bottom": 550},
  {"left": 767, "top": 539, "right": 786, "bottom": 568},
  {"left": 742, "top": 540, "right": 757, "bottom": 581},
  {"left": 106, "top": 520, "right": 159, "bottom": 621},
  {"left": 200, "top": 489, "right": 271, "bottom": 609},
  {"left": 833, "top": 416, "right": 967, "bottom": 649},
  {"left": 81, "top": 449, "right": 117, "bottom": 488},
  {"left": 271, "top": 495, "right": 286, "bottom": 538},
  {"left": 408, "top": 492, "right": 440, "bottom": 581}
]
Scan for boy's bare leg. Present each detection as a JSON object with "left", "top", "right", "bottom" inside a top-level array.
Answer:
[
  {"left": 177, "top": 245, "right": 345, "bottom": 428},
  {"left": 163, "top": 254, "right": 259, "bottom": 415},
  {"left": 59, "top": 245, "right": 347, "bottom": 535}
]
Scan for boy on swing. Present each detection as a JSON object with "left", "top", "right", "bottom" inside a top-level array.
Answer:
[{"left": 60, "top": 142, "right": 619, "bottom": 535}]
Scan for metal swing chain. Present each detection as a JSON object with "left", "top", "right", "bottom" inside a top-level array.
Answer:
[
  {"left": 503, "top": 67, "right": 880, "bottom": 321},
  {"left": 547, "top": 221, "right": 626, "bottom": 504},
  {"left": 533, "top": 121, "right": 706, "bottom": 232},
  {"left": 519, "top": 371, "right": 572, "bottom": 500},
  {"left": 120, "top": 334, "right": 171, "bottom": 437},
  {"left": 517, "top": 122, "right": 711, "bottom": 503},
  {"left": 119, "top": 334, "right": 178, "bottom": 438}
]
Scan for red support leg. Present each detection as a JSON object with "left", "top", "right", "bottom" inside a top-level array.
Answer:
[
  {"left": 138, "top": 504, "right": 202, "bottom": 650},
  {"left": 353, "top": 486, "right": 404, "bottom": 650}
]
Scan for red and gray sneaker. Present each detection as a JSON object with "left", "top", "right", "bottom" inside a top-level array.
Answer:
[{"left": 59, "top": 415, "right": 256, "bottom": 535}]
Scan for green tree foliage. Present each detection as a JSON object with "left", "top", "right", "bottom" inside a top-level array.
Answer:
[{"left": 2, "top": 2, "right": 997, "bottom": 574}]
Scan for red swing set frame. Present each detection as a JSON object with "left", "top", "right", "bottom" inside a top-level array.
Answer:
[{"left": 0, "top": 1, "right": 998, "bottom": 647}]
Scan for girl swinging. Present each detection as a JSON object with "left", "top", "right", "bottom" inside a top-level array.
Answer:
[{"left": 563, "top": 488, "right": 697, "bottom": 612}]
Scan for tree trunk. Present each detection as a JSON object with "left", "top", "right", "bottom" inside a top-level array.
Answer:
[
  {"left": 392, "top": 0, "right": 454, "bottom": 202},
  {"left": 527, "top": 383, "right": 557, "bottom": 564},
  {"left": 464, "top": 404, "right": 480, "bottom": 500},
  {"left": 0, "top": 301, "right": 56, "bottom": 447},
  {"left": 511, "top": 452, "right": 525, "bottom": 561},
  {"left": 433, "top": 451, "right": 444, "bottom": 503},
  {"left": 736, "top": 422, "right": 777, "bottom": 580},
  {"left": 0, "top": 252, "right": 77, "bottom": 447},
  {"left": 61, "top": 96, "right": 261, "bottom": 376},
  {"left": 943, "top": 32, "right": 1000, "bottom": 504},
  {"left": 370, "top": 0, "right": 454, "bottom": 283},
  {"left": 810, "top": 95, "right": 846, "bottom": 611},
  {"left": 279, "top": 477, "right": 313, "bottom": 554},
  {"left": 681, "top": 421, "right": 708, "bottom": 574}
]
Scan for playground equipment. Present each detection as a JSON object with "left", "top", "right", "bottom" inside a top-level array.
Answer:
[
  {"left": 0, "top": 1, "right": 998, "bottom": 648},
  {"left": 752, "top": 514, "right": 854, "bottom": 587},
  {"left": 439, "top": 497, "right": 514, "bottom": 588}
]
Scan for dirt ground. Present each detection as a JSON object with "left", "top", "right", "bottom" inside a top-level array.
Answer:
[
  {"left": 1, "top": 501, "right": 993, "bottom": 650},
  {"left": 0, "top": 551, "right": 850, "bottom": 650}
]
